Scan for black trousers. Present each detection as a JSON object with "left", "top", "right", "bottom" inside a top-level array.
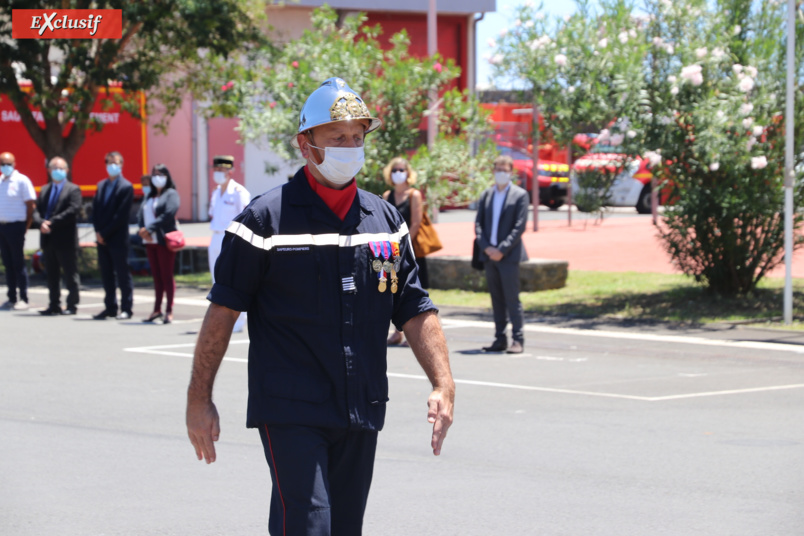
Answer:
[
  {"left": 0, "top": 221, "right": 28, "bottom": 303},
  {"left": 43, "top": 244, "right": 80, "bottom": 310},
  {"left": 97, "top": 243, "right": 133, "bottom": 314},
  {"left": 258, "top": 424, "right": 378, "bottom": 536},
  {"left": 484, "top": 260, "right": 525, "bottom": 343}
]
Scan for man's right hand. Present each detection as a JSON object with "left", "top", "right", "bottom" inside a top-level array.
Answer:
[
  {"left": 186, "top": 399, "right": 221, "bottom": 464},
  {"left": 95, "top": 232, "right": 105, "bottom": 245}
]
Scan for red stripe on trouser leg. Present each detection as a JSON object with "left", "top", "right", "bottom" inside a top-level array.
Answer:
[{"left": 264, "top": 425, "right": 287, "bottom": 536}]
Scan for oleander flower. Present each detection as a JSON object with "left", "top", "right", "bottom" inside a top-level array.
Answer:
[
  {"left": 554, "top": 54, "right": 568, "bottom": 67},
  {"left": 742, "top": 117, "right": 754, "bottom": 129},
  {"left": 751, "top": 156, "right": 768, "bottom": 169},
  {"left": 610, "top": 133, "right": 625, "bottom": 146},
  {"left": 598, "top": 38, "right": 608, "bottom": 48},
  {"left": 618, "top": 31, "right": 629, "bottom": 43},
  {"left": 739, "top": 103, "right": 754, "bottom": 116},
  {"left": 738, "top": 77, "right": 755, "bottom": 92},
  {"left": 752, "top": 125, "right": 764, "bottom": 137},
  {"left": 710, "top": 162, "right": 720, "bottom": 171},
  {"left": 695, "top": 47, "right": 708, "bottom": 59},
  {"left": 680, "top": 64, "right": 703, "bottom": 86},
  {"left": 644, "top": 151, "right": 662, "bottom": 167}
]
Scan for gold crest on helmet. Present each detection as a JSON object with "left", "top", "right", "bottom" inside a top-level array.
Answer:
[{"left": 330, "top": 93, "right": 370, "bottom": 122}]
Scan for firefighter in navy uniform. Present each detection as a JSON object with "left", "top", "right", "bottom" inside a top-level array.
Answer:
[{"left": 186, "top": 78, "right": 455, "bottom": 536}]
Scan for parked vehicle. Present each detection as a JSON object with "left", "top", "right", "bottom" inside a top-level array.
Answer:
[
  {"left": 0, "top": 82, "right": 148, "bottom": 219},
  {"left": 571, "top": 142, "right": 658, "bottom": 214},
  {"left": 497, "top": 143, "right": 570, "bottom": 210}
]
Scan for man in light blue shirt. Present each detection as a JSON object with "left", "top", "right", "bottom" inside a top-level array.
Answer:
[{"left": 474, "top": 155, "right": 530, "bottom": 354}]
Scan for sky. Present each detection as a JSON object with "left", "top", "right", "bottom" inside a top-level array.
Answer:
[{"left": 475, "top": 0, "right": 577, "bottom": 89}]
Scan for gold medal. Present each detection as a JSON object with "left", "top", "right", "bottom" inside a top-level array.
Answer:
[
  {"left": 378, "top": 274, "right": 387, "bottom": 293},
  {"left": 390, "top": 267, "right": 398, "bottom": 294}
]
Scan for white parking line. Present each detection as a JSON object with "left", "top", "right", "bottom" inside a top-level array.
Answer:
[
  {"left": 123, "top": 340, "right": 804, "bottom": 402},
  {"left": 27, "top": 288, "right": 212, "bottom": 308},
  {"left": 440, "top": 318, "right": 804, "bottom": 354}
]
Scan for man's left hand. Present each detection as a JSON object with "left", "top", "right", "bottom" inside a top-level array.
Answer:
[
  {"left": 485, "top": 246, "right": 503, "bottom": 262},
  {"left": 427, "top": 386, "right": 454, "bottom": 456},
  {"left": 40, "top": 221, "right": 51, "bottom": 234}
]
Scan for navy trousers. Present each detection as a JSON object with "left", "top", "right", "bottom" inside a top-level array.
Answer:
[
  {"left": 258, "top": 424, "right": 378, "bottom": 536},
  {"left": 97, "top": 243, "right": 133, "bottom": 315},
  {"left": 0, "top": 221, "right": 28, "bottom": 303}
]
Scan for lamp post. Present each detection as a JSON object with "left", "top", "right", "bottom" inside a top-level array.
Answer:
[
  {"left": 783, "top": 0, "right": 796, "bottom": 324},
  {"left": 427, "top": 0, "right": 437, "bottom": 149},
  {"left": 513, "top": 107, "right": 540, "bottom": 231}
]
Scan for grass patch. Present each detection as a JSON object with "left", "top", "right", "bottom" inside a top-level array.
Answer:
[{"left": 429, "top": 271, "right": 804, "bottom": 329}]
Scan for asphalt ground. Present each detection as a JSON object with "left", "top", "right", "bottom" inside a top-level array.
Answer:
[{"left": 3, "top": 286, "right": 804, "bottom": 535}]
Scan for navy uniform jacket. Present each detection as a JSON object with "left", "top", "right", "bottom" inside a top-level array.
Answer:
[{"left": 209, "top": 167, "right": 436, "bottom": 432}]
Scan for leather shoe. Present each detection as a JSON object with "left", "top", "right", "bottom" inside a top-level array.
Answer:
[
  {"left": 93, "top": 310, "right": 114, "bottom": 320},
  {"left": 116, "top": 311, "right": 132, "bottom": 320},
  {"left": 482, "top": 340, "right": 508, "bottom": 352},
  {"left": 39, "top": 307, "right": 62, "bottom": 316},
  {"left": 62, "top": 308, "right": 78, "bottom": 315},
  {"left": 506, "top": 341, "right": 524, "bottom": 354}
]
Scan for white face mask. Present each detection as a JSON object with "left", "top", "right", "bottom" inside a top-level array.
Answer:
[
  {"left": 309, "top": 143, "right": 365, "bottom": 186},
  {"left": 151, "top": 175, "right": 167, "bottom": 189},
  {"left": 391, "top": 170, "right": 408, "bottom": 185},
  {"left": 494, "top": 171, "right": 512, "bottom": 186},
  {"left": 213, "top": 171, "right": 228, "bottom": 185}
]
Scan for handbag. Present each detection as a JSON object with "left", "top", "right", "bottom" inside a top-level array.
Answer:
[
  {"left": 412, "top": 211, "right": 443, "bottom": 258},
  {"left": 164, "top": 220, "right": 185, "bottom": 252},
  {"left": 471, "top": 238, "right": 484, "bottom": 270}
]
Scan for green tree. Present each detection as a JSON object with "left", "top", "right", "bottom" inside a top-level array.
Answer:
[
  {"left": 491, "top": 0, "right": 650, "bottom": 217},
  {"left": 633, "top": 0, "right": 804, "bottom": 295},
  {"left": 203, "top": 6, "right": 495, "bottom": 202},
  {"left": 0, "top": 0, "right": 265, "bottom": 168},
  {"left": 492, "top": 0, "right": 804, "bottom": 294}
]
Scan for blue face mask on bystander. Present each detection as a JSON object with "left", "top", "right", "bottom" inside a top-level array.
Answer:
[
  {"left": 51, "top": 169, "right": 67, "bottom": 182},
  {"left": 107, "top": 163, "right": 122, "bottom": 178}
]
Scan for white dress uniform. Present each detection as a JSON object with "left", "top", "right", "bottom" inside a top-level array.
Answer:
[{"left": 209, "top": 179, "right": 251, "bottom": 332}]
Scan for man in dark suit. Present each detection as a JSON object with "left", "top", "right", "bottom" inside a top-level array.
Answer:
[
  {"left": 33, "top": 157, "right": 82, "bottom": 315},
  {"left": 475, "top": 155, "right": 529, "bottom": 354},
  {"left": 91, "top": 151, "right": 134, "bottom": 320}
]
